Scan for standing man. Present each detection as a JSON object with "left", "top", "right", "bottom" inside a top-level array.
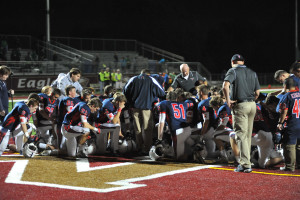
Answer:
[
  {"left": 167, "top": 64, "right": 206, "bottom": 95},
  {"left": 0, "top": 65, "right": 14, "bottom": 123},
  {"left": 98, "top": 68, "right": 105, "bottom": 95},
  {"left": 222, "top": 54, "right": 260, "bottom": 173},
  {"left": 115, "top": 69, "right": 122, "bottom": 90},
  {"left": 104, "top": 67, "right": 111, "bottom": 87},
  {"left": 123, "top": 69, "right": 165, "bottom": 154}
]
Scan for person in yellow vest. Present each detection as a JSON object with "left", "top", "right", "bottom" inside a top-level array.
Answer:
[
  {"left": 98, "top": 68, "right": 105, "bottom": 94},
  {"left": 115, "top": 69, "right": 122, "bottom": 90},
  {"left": 111, "top": 69, "right": 117, "bottom": 88},
  {"left": 104, "top": 67, "right": 111, "bottom": 86}
]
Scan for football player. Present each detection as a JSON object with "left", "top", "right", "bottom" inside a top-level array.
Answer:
[
  {"left": 57, "top": 85, "right": 80, "bottom": 150},
  {"left": 197, "top": 85, "right": 218, "bottom": 158},
  {"left": 277, "top": 78, "right": 300, "bottom": 171},
  {"left": 156, "top": 91, "right": 191, "bottom": 161},
  {"left": 0, "top": 98, "right": 39, "bottom": 156},
  {"left": 61, "top": 98, "right": 101, "bottom": 157},
  {"left": 94, "top": 92, "right": 126, "bottom": 155},
  {"left": 36, "top": 88, "right": 61, "bottom": 147}
]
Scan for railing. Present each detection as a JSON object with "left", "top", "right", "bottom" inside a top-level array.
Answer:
[
  {"left": 51, "top": 40, "right": 95, "bottom": 61},
  {"left": 51, "top": 36, "right": 184, "bottom": 62},
  {"left": 136, "top": 42, "right": 184, "bottom": 62}
]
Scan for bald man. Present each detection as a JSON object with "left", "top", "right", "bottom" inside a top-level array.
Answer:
[{"left": 167, "top": 64, "right": 206, "bottom": 95}]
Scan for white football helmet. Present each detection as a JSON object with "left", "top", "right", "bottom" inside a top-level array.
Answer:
[
  {"left": 118, "top": 139, "right": 137, "bottom": 154},
  {"left": 85, "top": 141, "right": 97, "bottom": 155},
  {"left": 149, "top": 144, "right": 164, "bottom": 161},
  {"left": 193, "top": 143, "right": 207, "bottom": 164},
  {"left": 23, "top": 143, "right": 38, "bottom": 158}
]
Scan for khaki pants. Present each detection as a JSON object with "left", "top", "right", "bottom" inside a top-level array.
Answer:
[
  {"left": 232, "top": 101, "right": 256, "bottom": 168},
  {"left": 283, "top": 139, "right": 300, "bottom": 171},
  {"left": 133, "top": 108, "right": 153, "bottom": 152}
]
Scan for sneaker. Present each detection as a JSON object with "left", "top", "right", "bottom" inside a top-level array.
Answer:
[
  {"left": 280, "top": 166, "right": 295, "bottom": 172},
  {"left": 234, "top": 164, "right": 252, "bottom": 173}
]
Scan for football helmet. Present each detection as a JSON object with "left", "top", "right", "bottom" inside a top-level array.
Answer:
[
  {"left": 149, "top": 144, "right": 164, "bottom": 161},
  {"left": 118, "top": 139, "right": 137, "bottom": 154},
  {"left": 23, "top": 143, "right": 38, "bottom": 158},
  {"left": 193, "top": 143, "right": 207, "bottom": 164}
]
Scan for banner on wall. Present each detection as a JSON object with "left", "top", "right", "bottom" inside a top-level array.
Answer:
[{"left": 6, "top": 75, "right": 98, "bottom": 92}]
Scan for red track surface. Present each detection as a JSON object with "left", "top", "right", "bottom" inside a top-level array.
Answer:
[{"left": 1, "top": 160, "right": 299, "bottom": 200}]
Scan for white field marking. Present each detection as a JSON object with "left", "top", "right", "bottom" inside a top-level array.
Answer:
[
  {"left": 76, "top": 158, "right": 135, "bottom": 172},
  {"left": 9, "top": 99, "right": 26, "bottom": 102},
  {"left": 2, "top": 154, "right": 23, "bottom": 157},
  {"left": 0, "top": 159, "right": 220, "bottom": 193}
]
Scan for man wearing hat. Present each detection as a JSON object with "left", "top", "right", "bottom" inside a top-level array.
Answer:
[{"left": 222, "top": 54, "right": 260, "bottom": 173}]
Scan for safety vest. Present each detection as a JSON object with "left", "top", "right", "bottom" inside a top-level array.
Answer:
[
  {"left": 111, "top": 72, "right": 117, "bottom": 82},
  {"left": 99, "top": 72, "right": 105, "bottom": 82},
  {"left": 104, "top": 71, "right": 110, "bottom": 81},
  {"left": 116, "top": 73, "right": 122, "bottom": 81}
]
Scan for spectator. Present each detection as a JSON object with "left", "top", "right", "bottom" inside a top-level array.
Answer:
[
  {"left": 123, "top": 69, "right": 165, "bottom": 155},
  {"left": 126, "top": 55, "right": 131, "bottom": 70},
  {"left": 111, "top": 69, "right": 117, "bottom": 88},
  {"left": 98, "top": 68, "right": 105, "bottom": 94},
  {"left": 113, "top": 52, "right": 119, "bottom": 69},
  {"left": 167, "top": 64, "right": 206, "bottom": 95},
  {"left": 115, "top": 69, "right": 122, "bottom": 90},
  {"left": 121, "top": 57, "right": 126, "bottom": 72},
  {"left": 103, "top": 67, "right": 111, "bottom": 87}
]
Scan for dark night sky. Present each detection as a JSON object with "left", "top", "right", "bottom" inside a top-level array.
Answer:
[{"left": 1, "top": 0, "right": 298, "bottom": 73}]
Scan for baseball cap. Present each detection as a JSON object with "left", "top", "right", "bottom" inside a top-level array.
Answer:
[{"left": 231, "top": 54, "right": 244, "bottom": 62}]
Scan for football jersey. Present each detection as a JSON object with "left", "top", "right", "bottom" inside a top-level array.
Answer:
[
  {"left": 278, "top": 90, "right": 300, "bottom": 132},
  {"left": 57, "top": 96, "right": 80, "bottom": 123},
  {"left": 158, "top": 100, "right": 189, "bottom": 133},
  {"left": 36, "top": 94, "right": 60, "bottom": 121},
  {"left": 253, "top": 103, "right": 270, "bottom": 133},
  {"left": 217, "top": 102, "right": 232, "bottom": 129},
  {"left": 2, "top": 101, "right": 30, "bottom": 131},
  {"left": 62, "top": 102, "right": 91, "bottom": 126},
  {"left": 185, "top": 97, "right": 199, "bottom": 127},
  {"left": 198, "top": 97, "right": 217, "bottom": 129},
  {"left": 95, "top": 98, "right": 116, "bottom": 124}
]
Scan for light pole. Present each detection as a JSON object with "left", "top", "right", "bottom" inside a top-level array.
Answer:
[
  {"left": 46, "top": 0, "right": 50, "bottom": 42},
  {"left": 296, "top": 0, "right": 299, "bottom": 60}
]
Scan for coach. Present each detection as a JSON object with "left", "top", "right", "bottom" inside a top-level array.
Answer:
[
  {"left": 222, "top": 54, "right": 260, "bottom": 173},
  {"left": 167, "top": 64, "right": 206, "bottom": 95},
  {"left": 123, "top": 69, "right": 165, "bottom": 154}
]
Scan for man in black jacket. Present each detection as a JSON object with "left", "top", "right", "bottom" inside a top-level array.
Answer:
[
  {"left": 123, "top": 69, "right": 165, "bottom": 154},
  {"left": 167, "top": 64, "right": 206, "bottom": 95}
]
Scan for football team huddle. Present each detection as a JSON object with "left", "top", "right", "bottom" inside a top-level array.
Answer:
[{"left": 0, "top": 63, "right": 299, "bottom": 173}]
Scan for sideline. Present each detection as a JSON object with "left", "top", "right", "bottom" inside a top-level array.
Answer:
[{"left": 210, "top": 167, "right": 300, "bottom": 177}]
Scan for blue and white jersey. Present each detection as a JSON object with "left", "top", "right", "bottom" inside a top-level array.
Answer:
[
  {"left": 277, "top": 90, "right": 300, "bottom": 144},
  {"left": 36, "top": 95, "right": 59, "bottom": 121},
  {"left": 57, "top": 96, "right": 80, "bottom": 124},
  {"left": 198, "top": 97, "right": 217, "bottom": 128},
  {"left": 95, "top": 98, "right": 117, "bottom": 124},
  {"left": 185, "top": 97, "right": 198, "bottom": 127},
  {"left": 217, "top": 102, "right": 232, "bottom": 128},
  {"left": 62, "top": 102, "right": 91, "bottom": 127},
  {"left": 158, "top": 100, "right": 189, "bottom": 133},
  {"left": 2, "top": 101, "right": 30, "bottom": 131}
]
